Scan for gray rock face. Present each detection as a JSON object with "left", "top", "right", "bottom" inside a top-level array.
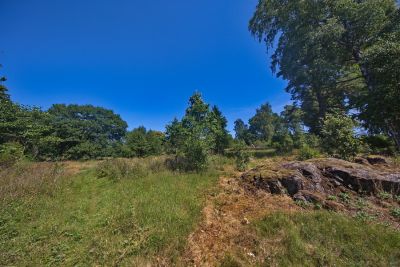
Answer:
[{"left": 242, "top": 158, "right": 400, "bottom": 201}]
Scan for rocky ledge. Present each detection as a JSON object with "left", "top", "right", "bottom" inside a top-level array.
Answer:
[{"left": 242, "top": 157, "right": 400, "bottom": 213}]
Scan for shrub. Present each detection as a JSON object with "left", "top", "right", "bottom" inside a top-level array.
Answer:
[
  {"left": 181, "top": 137, "right": 209, "bottom": 172},
  {"left": 96, "top": 159, "right": 148, "bottom": 181},
  {"left": 321, "top": 112, "right": 360, "bottom": 160},
  {"left": 298, "top": 145, "right": 320, "bottom": 160},
  {"left": 233, "top": 141, "right": 250, "bottom": 171},
  {"left": 274, "top": 133, "right": 294, "bottom": 154},
  {"left": 96, "top": 157, "right": 169, "bottom": 181},
  {"left": 0, "top": 142, "right": 25, "bottom": 168}
]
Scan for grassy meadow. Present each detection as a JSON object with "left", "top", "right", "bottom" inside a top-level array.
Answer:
[
  {"left": 0, "top": 158, "right": 220, "bottom": 266},
  {"left": 1, "top": 156, "right": 400, "bottom": 266}
]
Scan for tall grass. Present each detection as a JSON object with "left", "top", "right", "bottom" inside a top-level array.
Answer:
[
  {"left": 0, "top": 161, "right": 64, "bottom": 202},
  {"left": 0, "top": 157, "right": 219, "bottom": 266},
  {"left": 95, "top": 157, "right": 167, "bottom": 181}
]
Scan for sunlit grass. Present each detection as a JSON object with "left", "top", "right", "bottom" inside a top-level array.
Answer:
[
  {"left": 0, "top": 161, "right": 218, "bottom": 265},
  {"left": 253, "top": 211, "right": 400, "bottom": 266}
]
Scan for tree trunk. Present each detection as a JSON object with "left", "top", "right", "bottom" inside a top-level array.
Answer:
[{"left": 352, "top": 48, "right": 374, "bottom": 92}]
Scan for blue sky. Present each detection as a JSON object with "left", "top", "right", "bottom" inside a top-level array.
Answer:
[{"left": 1, "top": 0, "right": 290, "bottom": 132}]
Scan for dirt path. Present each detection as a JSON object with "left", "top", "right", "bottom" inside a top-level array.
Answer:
[{"left": 183, "top": 173, "right": 299, "bottom": 266}]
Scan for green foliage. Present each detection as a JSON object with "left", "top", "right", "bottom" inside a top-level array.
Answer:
[
  {"left": 254, "top": 211, "right": 400, "bottom": 266},
  {"left": 125, "top": 127, "right": 164, "bottom": 157},
  {"left": 281, "top": 105, "right": 305, "bottom": 148},
  {"left": 361, "top": 134, "right": 396, "bottom": 155},
  {"left": 234, "top": 103, "right": 303, "bottom": 153},
  {"left": 321, "top": 112, "right": 360, "bottom": 160},
  {"left": 47, "top": 104, "right": 128, "bottom": 160},
  {"left": 250, "top": 0, "right": 400, "bottom": 148},
  {"left": 208, "top": 106, "right": 230, "bottom": 154},
  {"left": 233, "top": 141, "right": 250, "bottom": 171},
  {"left": 248, "top": 103, "right": 280, "bottom": 144},
  {"left": 273, "top": 133, "right": 294, "bottom": 154},
  {"left": 0, "top": 142, "right": 25, "bottom": 168},
  {"left": 165, "top": 93, "right": 229, "bottom": 172},
  {"left": 181, "top": 136, "right": 209, "bottom": 172},
  {"left": 234, "top": 119, "right": 250, "bottom": 145},
  {"left": 305, "top": 134, "right": 321, "bottom": 149},
  {"left": 298, "top": 145, "right": 321, "bottom": 161},
  {"left": 2, "top": 78, "right": 129, "bottom": 161}
]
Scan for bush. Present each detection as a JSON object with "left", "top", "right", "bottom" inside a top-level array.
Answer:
[
  {"left": 0, "top": 142, "right": 25, "bottom": 168},
  {"left": 181, "top": 137, "right": 209, "bottom": 172},
  {"left": 298, "top": 145, "right": 320, "bottom": 161},
  {"left": 96, "top": 158, "right": 148, "bottom": 181},
  {"left": 95, "top": 157, "right": 168, "bottom": 181},
  {"left": 321, "top": 112, "right": 360, "bottom": 160},
  {"left": 233, "top": 141, "right": 250, "bottom": 171},
  {"left": 273, "top": 133, "right": 294, "bottom": 154}
]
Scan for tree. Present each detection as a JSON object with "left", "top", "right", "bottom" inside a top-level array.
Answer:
[
  {"left": 0, "top": 67, "right": 22, "bottom": 145},
  {"left": 233, "top": 141, "right": 250, "bottom": 171},
  {"left": 281, "top": 105, "right": 305, "bottom": 148},
  {"left": 249, "top": 0, "right": 399, "bottom": 146},
  {"left": 321, "top": 112, "right": 360, "bottom": 160},
  {"left": 125, "top": 126, "right": 150, "bottom": 157},
  {"left": 146, "top": 130, "right": 164, "bottom": 156},
  {"left": 208, "top": 106, "right": 230, "bottom": 154},
  {"left": 234, "top": 119, "right": 250, "bottom": 144},
  {"left": 125, "top": 127, "right": 164, "bottom": 157},
  {"left": 357, "top": 10, "right": 400, "bottom": 149},
  {"left": 48, "top": 104, "right": 128, "bottom": 159},
  {"left": 165, "top": 92, "right": 229, "bottom": 172},
  {"left": 248, "top": 103, "right": 279, "bottom": 145}
]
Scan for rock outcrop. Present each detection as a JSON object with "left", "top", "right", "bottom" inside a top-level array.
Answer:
[{"left": 242, "top": 158, "right": 400, "bottom": 205}]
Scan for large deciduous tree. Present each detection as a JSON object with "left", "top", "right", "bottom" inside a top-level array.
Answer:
[
  {"left": 48, "top": 104, "right": 128, "bottom": 159},
  {"left": 250, "top": 0, "right": 400, "bottom": 149}
]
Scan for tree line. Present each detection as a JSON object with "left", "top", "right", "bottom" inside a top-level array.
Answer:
[{"left": 1, "top": 77, "right": 231, "bottom": 171}]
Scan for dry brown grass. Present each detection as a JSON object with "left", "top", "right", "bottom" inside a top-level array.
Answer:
[{"left": 0, "top": 161, "right": 66, "bottom": 202}]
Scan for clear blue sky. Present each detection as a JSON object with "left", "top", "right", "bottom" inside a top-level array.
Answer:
[{"left": 1, "top": 0, "right": 290, "bottom": 132}]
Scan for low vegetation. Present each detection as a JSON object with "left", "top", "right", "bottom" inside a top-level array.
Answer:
[{"left": 253, "top": 211, "right": 400, "bottom": 266}]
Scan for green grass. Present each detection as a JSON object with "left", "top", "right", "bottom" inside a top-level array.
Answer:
[
  {"left": 253, "top": 211, "right": 400, "bottom": 267},
  {"left": 0, "top": 163, "right": 218, "bottom": 266}
]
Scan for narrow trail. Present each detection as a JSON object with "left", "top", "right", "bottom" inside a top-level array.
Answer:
[{"left": 184, "top": 173, "right": 299, "bottom": 266}]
